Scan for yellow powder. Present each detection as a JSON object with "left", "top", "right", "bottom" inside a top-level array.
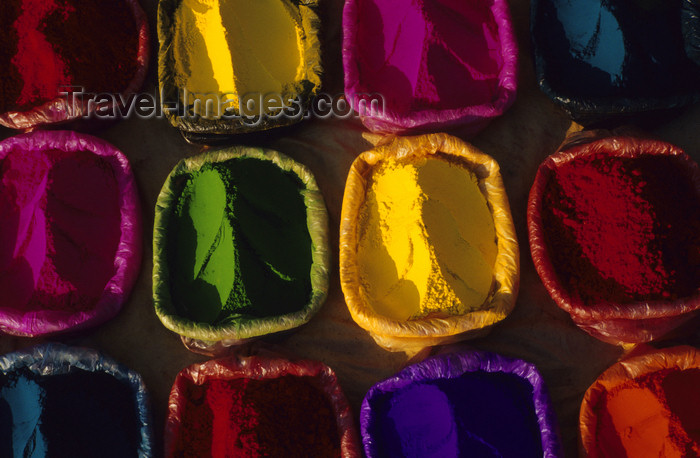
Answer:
[
  {"left": 357, "top": 157, "right": 497, "bottom": 321},
  {"left": 173, "top": 0, "right": 305, "bottom": 115}
]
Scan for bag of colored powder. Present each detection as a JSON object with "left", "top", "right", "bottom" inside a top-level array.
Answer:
[
  {"left": 0, "top": 0, "right": 149, "bottom": 130},
  {"left": 153, "top": 146, "right": 329, "bottom": 354},
  {"left": 158, "top": 0, "right": 323, "bottom": 139},
  {"left": 0, "top": 130, "right": 142, "bottom": 337},
  {"left": 528, "top": 133, "right": 700, "bottom": 345},
  {"left": 532, "top": 0, "right": 700, "bottom": 127},
  {"left": 342, "top": 0, "right": 518, "bottom": 134},
  {"left": 339, "top": 133, "right": 519, "bottom": 353},
  {"left": 683, "top": 0, "right": 700, "bottom": 66},
  {"left": 361, "top": 351, "right": 562, "bottom": 458},
  {"left": 165, "top": 354, "right": 361, "bottom": 457},
  {"left": 0, "top": 343, "right": 154, "bottom": 457},
  {"left": 580, "top": 345, "right": 700, "bottom": 457}
]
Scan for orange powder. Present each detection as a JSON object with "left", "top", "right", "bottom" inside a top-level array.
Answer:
[{"left": 594, "top": 369, "right": 700, "bottom": 457}]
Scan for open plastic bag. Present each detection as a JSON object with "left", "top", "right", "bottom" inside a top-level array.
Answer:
[
  {"left": 339, "top": 133, "right": 519, "bottom": 353},
  {"left": 0, "top": 130, "right": 142, "bottom": 337},
  {"left": 164, "top": 354, "right": 361, "bottom": 457}
]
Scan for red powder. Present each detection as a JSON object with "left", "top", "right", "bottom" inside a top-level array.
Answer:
[
  {"left": 0, "top": 148, "right": 121, "bottom": 313},
  {"left": 173, "top": 375, "right": 341, "bottom": 458},
  {"left": 541, "top": 153, "right": 700, "bottom": 304},
  {"left": 0, "top": 0, "right": 139, "bottom": 113},
  {"left": 594, "top": 369, "right": 700, "bottom": 457}
]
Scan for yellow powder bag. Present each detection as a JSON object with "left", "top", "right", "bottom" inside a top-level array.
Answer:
[
  {"left": 340, "top": 133, "right": 519, "bottom": 352},
  {"left": 158, "top": 0, "right": 322, "bottom": 136}
]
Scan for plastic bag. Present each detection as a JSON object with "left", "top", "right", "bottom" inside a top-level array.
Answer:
[
  {"left": 164, "top": 354, "right": 361, "bottom": 457},
  {"left": 339, "top": 133, "right": 519, "bottom": 353},
  {"left": 342, "top": 0, "right": 517, "bottom": 134},
  {"left": 528, "top": 132, "right": 700, "bottom": 345},
  {"left": 157, "top": 0, "right": 322, "bottom": 138},
  {"left": 152, "top": 146, "right": 330, "bottom": 354},
  {"left": 532, "top": 0, "right": 700, "bottom": 126},
  {"left": 0, "top": 342, "right": 154, "bottom": 457},
  {"left": 580, "top": 345, "right": 700, "bottom": 457},
  {"left": 0, "top": 0, "right": 149, "bottom": 130},
  {"left": 360, "top": 351, "right": 562, "bottom": 457},
  {"left": 0, "top": 130, "right": 142, "bottom": 337}
]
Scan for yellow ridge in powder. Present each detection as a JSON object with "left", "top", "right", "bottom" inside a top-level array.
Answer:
[
  {"left": 357, "top": 157, "right": 497, "bottom": 321},
  {"left": 173, "top": 0, "right": 305, "bottom": 116}
]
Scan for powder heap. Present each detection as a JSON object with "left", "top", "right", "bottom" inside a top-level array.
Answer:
[
  {"left": 357, "top": 157, "right": 497, "bottom": 321},
  {"left": 0, "top": 147, "right": 121, "bottom": 314},
  {"left": 172, "top": 0, "right": 305, "bottom": 115},
  {"left": 173, "top": 375, "right": 341, "bottom": 457},
  {"left": 0, "top": 0, "right": 139, "bottom": 113},
  {"left": 354, "top": 0, "right": 502, "bottom": 113},
  {"left": 168, "top": 158, "right": 313, "bottom": 324},
  {"left": 367, "top": 371, "right": 544, "bottom": 457},
  {"left": 541, "top": 153, "right": 700, "bottom": 304},
  {"left": 0, "top": 368, "right": 141, "bottom": 457},
  {"left": 593, "top": 368, "right": 700, "bottom": 457}
]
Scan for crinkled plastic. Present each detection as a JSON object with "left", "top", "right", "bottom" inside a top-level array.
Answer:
[
  {"left": 0, "top": 342, "right": 154, "bottom": 457},
  {"left": 683, "top": 0, "right": 700, "bottom": 66},
  {"left": 157, "top": 0, "right": 322, "bottom": 138},
  {"left": 152, "top": 146, "right": 330, "bottom": 354},
  {"left": 0, "top": 0, "right": 150, "bottom": 130},
  {"left": 0, "top": 130, "right": 142, "bottom": 337},
  {"left": 164, "top": 354, "right": 361, "bottom": 457},
  {"left": 580, "top": 345, "right": 700, "bottom": 457},
  {"left": 360, "top": 351, "right": 563, "bottom": 457},
  {"left": 339, "top": 133, "right": 519, "bottom": 352},
  {"left": 342, "top": 0, "right": 517, "bottom": 134},
  {"left": 528, "top": 133, "right": 700, "bottom": 345},
  {"left": 532, "top": 0, "right": 700, "bottom": 126}
]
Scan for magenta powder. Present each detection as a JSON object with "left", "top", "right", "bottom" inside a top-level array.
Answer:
[
  {"left": 354, "top": 0, "right": 503, "bottom": 113},
  {"left": 0, "top": 147, "right": 121, "bottom": 314}
]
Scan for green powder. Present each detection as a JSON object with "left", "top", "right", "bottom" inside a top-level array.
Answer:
[{"left": 168, "top": 158, "right": 313, "bottom": 324}]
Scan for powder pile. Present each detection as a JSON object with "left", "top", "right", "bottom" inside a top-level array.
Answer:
[
  {"left": 0, "top": 0, "right": 139, "bottom": 113},
  {"left": 0, "top": 147, "right": 121, "bottom": 314},
  {"left": 168, "top": 158, "right": 313, "bottom": 324},
  {"left": 0, "top": 368, "right": 141, "bottom": 457},
  {"left": 172, "top": 0, "right": 305, "bottom": 114},
  {"left": 354, "top": 0, "right": 503, "bottom": 113},
  {"left": 367, "top": 371, "right": 543, "bottom": 457},
  {"left": 173, "top": 375, "right": 341, "bottom": 457},
  {"left": 541, "top": 153, "right": 700, "bottom": 304},
  {"left": 593, "top": 368, "right": 700, "bottom": 457},
  {"left": 357, "top": 157, "right": 497, "bottom": 321}
]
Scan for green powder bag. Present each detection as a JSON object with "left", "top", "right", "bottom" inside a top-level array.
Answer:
[{"left": 153, "top": 146, "right": 329, "bottom": 354}]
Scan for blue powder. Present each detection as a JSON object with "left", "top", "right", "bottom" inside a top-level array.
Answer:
[
  {"left": 369, "top": 371, "right": 543, "bottom": 457},
  {"left": 0, "top": 373, "right": 47, "bottom": 458}
]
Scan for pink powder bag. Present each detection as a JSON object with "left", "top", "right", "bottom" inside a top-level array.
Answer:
[
  {"left": 342, "top": 0, "right": 518, "bottom": 134},
  {"left": 0, "top": 130, "right": 142, "bottom": 336}
]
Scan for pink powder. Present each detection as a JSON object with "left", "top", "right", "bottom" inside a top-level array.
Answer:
[
  {"left": 355, "top": 0, "right": 503, "bottom": 113},
  {"left": 0, "top": 147, "right": 121, "bottom": 314}
]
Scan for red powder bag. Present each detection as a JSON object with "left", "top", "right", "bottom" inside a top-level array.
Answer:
[
  {"left": 0, "top": 131, "right": 142, "bottom": 336},
  {"left": 580, "top": 345, "right": 700, "bottom": 457},
  {"left": 164, "top": 354, "right": 361, "bottom": 457},
  {"left": 343, "top": 0, "right": 518, "bottom": 134},
  {"left": 0, "top": 0, "right": 149, "bottom": 130},
  {"left": 528, "top": 132, "right": 700, "bottom": 345}
]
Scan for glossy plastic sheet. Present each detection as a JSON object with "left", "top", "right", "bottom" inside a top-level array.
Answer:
[
  {"left": 580, "top": 345, "right": 700, "bottom": 457},
  {"left": 0, "top": 0, "right": 150, "bottom": 130},
  {"left": 0, "top": 130, "right": 143, "bottom": 337},
  {"left": 360, "top": 350, "right": 562, "bottom": 457},
  {"left": 342, "top": 0, "right": 518, "bottom": 134},
  {"left": 339, "top": 133, "right": 519, "bottom": 352},
  {"left": 528, "top": 134, "right": 700, "bottom": 345},
  {"left": 153, "top": 146, "right": 330, "bottom": 354},
  {"left": 532, "top": 0, "right": 700, "bottom": 126},
  {"left": 0, "top": 342, "right": 154, "bottom": 457},
  {"left": 164, "top": 354, "right": 361, "bottom": 457},
  {"left": 157, "top": 0, "right": 322, "bottom": 137}
]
